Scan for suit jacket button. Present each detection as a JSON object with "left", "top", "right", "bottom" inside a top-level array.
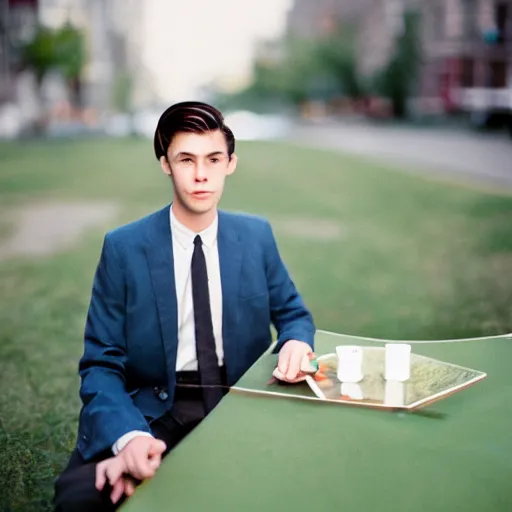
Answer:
[{"left": 154, "top": 387, "right": 168, "bottom": 401}]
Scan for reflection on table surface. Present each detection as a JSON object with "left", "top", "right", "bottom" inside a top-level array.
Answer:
[{"left": 310, "top": 347, "right": 486, "bottom": 409}]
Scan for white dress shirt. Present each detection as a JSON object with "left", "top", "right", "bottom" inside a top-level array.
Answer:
[
  {"left": 112, "top": 205, "right": 224, "bottom": 454},
  {"left": 171, "top": 206, "right": 224, "bottom": 371}
]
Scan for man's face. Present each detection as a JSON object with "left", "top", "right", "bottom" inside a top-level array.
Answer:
[{"left": 161, "top": 130, "right": 237, "bottom": 216}]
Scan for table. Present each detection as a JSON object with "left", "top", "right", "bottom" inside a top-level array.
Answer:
[{"left": 122, "top": 330, "right": 512, "bottom": 511}]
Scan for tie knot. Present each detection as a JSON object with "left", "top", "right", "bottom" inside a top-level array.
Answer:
[{"left": 194, "top": 235, "right": 202, "bottom": 247}]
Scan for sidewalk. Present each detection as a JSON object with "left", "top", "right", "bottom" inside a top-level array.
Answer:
[{"left": 288, "top": 120, "right": 512, "bottom": 190}]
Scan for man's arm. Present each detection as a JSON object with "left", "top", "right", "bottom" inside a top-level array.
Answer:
[
  {"left": 262, "top": 220, "right": 315, "bottom": 352},
  {"left": 78, "top": 233, "right": 152, "bottom": 461}
]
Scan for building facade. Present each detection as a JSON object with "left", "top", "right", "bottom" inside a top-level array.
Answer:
[
  {"left": 285, "top": 0, "right": 512, "bottom": 121},
  {"left": 0, "top": 0, "right": 39, "bottom": 103}
]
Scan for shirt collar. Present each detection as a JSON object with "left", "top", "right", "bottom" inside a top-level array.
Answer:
[{"left": 170, "top": 205, "right": 218, "bottom": 249}]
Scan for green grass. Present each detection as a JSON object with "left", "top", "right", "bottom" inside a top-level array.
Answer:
[{"left": 1, "top": 137, "right": 511, "bottom": 510}]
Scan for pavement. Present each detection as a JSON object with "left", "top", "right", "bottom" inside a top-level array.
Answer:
[{"left": 287, "top": 120, "right": 512, "bottom": 190}]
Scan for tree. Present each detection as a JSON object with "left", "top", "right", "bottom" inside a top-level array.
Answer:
[
  {"left": 220, "top": 20, "right": 366, "bottom": 114},
  {"left": 246, "top": 35, "right": 324, "bottom": 108},
  {"left": 53, "top": 23, "right": 86, "bottom": 108},
  {"left": 111, "top": 71, "right": 133, "bottom": 113},
  {"left": 223, "top": 27, "right": 361, "bottom": 113},
  {"left": 20, "top": 25, "right": 57, "bottom": 86},
  {"left": 21, "top": 24, "right": 86, "bottom": 113},
  {"left": 373, "top": 10, "right": 422, "bottom": 119},
  {"left": 315, "top": 24, "right": 364, "bottom": 100}
]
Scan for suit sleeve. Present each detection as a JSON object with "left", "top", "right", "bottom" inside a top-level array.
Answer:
[
  {"left": 262, "top": 221, "right": 315, "bottom": 352},
  {"left": 77, "top": 233, "right": 152, "bottom": 461}
]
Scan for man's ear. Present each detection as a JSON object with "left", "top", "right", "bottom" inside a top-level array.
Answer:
[
  {"left": 226, "top": 153, "right": 238, "bottom": 176},
  {"left": 160, "top": 156, "right": 171, "bottom": 177}
]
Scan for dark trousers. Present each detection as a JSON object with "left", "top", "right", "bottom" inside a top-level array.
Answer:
[{"left": 54, "top": 375, "right": 225, "bottom": 512}]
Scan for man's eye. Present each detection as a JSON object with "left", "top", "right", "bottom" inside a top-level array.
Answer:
[
  {"left": 181, "top": 158, "right": 192, "bottom": 163},
  {"left": 210, "top": 158, "right": 219, "bottom": 163}
]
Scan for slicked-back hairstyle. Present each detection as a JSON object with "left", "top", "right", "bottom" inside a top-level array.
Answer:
[{"left": 153, "top": 101, "right": 235, "bottom": 161}]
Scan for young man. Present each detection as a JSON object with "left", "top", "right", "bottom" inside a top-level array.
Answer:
[{"left": 54, "top": 101, "right": 315, "bottom": 511}]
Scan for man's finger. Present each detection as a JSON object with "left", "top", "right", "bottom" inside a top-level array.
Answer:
[
  {"left": 106, "top": 458, "right": 126, "bottom": 487},
  {"left": 286, "top": 347, "right": 304, "bottom": 380},
  {"left": 147, "top": 439, "right": 166, "bottom": 470},
  {"left": 110, "top": 478, "right": 125, "bottom": 504},
  {"left": 131, "top": 451, "right": 156, "bottom": 480},
  {"left": 148, "top": 453, "right": 162, "bottom": 471},
  {"left": 125, "top": 478, "right": 136, "bottom": 497},
  {"left": 277, "top": 345, "right": 291, "bottom": 374},
  {"left": 124, "top": 451, "right": 136, "bottom": 476},
  {"left": 300, "top": 351, "right": 316, "bottom": 373},
  {"left": 288, "top": 372, "right": 308, "bottom": 383},
  {"left": 95, "top": 461, "right": 107, "bottom": 491},
  {"left": 149, "top": 439, "right": 167, "bottom": 455}
]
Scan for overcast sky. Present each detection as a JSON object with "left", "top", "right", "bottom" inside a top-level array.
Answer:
[{"left": 142, "top": 0, "right": 293, "bottom": 101}]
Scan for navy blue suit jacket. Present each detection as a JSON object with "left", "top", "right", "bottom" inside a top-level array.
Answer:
[{"left": 77, "top": 205, "right": 315, "bottom": 460}]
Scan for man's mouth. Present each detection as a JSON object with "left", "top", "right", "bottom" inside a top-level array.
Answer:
[{"left": 191, "top": 191, "right": 212, "bottom": 198}]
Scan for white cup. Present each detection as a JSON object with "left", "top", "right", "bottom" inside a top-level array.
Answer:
[
  {"left": 336, "top": 345, "right": 363, "bottom": 383},
  {"left": 385, "top": 343, "right": 411, "bottom": 381},
  {"left": 341, "top": 382, "right": 364, "bottom": 400},
  {"left": 384, "top": 379, "right": 405, "bottom": 407}
]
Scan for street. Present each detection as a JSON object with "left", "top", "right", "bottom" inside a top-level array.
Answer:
[{"left": 288, "top": 120, "right": 512, "bottom": 189}]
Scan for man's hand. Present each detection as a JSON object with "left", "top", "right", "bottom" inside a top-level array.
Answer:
[
  {"left": 118, "top": 436, "right": 167, "bottom": 480},
  {"left": 95, "top": 436, "right": 167, "bottom": 504},
  {"left": 276, "top": 340, "right": 313, "bottom": 383},
  {"left": 96, "top": 456, "right": 133, "bottom": 504}
]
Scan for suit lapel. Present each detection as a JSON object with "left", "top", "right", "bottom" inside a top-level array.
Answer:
[
  {"left": 145, "top": 205, "right": 178, "bottom": 385},
  {"left": 217, "top": 211, "right": 243, "bottom": 373},
  {"left": 144, "top": 207, "right": 242, "bottom": 386}
]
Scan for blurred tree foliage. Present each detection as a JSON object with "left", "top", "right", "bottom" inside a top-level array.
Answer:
[
  {"left": 21, "top": 23, "right": 86, "bottom": 106},
  {"left": 227, "top": 27, "right": 361, "bottom": 111},
  {"left": 111, "top": 70, "right": 133, "bottom": 113},
  {"left": 236, "top": 36, "right": 324, "bottom": 108},
  {"left": 53, "top": 23, "right": 86, "bottom": 107},
  {"left": 315, "top": 24, "right": 364, "bottom": 100},
  {"left": 371, "top": 10, "right": 422, "bottom": 118},
  {"left": 20, "top": 25, "right": 55, "bottom": 85},
  {"left": 219, "top": 10, "right": 422, "bottom": 119}
]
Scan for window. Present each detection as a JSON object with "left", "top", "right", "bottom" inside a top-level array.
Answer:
[
  {"left": 495, "top": 3, "right": 510, "bottom": 42},
  {"left": 461, "top": 58, "right": 475, "bottom": 87},
  {"left": 489, "top": 60, "right": 507, "bottom": 88}
]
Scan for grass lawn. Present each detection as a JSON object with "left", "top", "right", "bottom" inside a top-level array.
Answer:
[{"left": 0, "top": 137, "right": 511, "bottom": 510}]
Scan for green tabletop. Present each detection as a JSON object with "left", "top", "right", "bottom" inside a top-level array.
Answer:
[{"left": 123, "top": 331, "right": 512, "bottom": 512}]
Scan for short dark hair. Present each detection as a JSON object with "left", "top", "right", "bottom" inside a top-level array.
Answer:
[{"left": 153, "top": 101, "right": 235, "bottom": 161}]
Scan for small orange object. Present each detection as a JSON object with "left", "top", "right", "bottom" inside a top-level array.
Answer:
[
  {"left": 318, "top": 363, "right": 329, "bottom": 374},
  {"left": 314, "top": 371, "right": 328, "bottom": 381}
]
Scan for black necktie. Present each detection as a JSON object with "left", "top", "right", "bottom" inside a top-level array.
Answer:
[{"left": 191, "top": 235, "right": 223, "bottom": 412}]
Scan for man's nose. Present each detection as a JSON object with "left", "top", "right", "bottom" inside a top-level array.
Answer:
[{"left": 194, "top": 163, "right": 207, "bottom": 182}]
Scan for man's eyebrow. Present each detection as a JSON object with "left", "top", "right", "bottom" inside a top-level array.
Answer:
[
  {"left": 174, "top": 151, "right": 195, "bottom": 159},
  {"left": 173, "top": 151, "right": 225, "bottom": 159}
]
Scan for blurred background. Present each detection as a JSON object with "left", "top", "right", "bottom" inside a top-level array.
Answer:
[
  {"left": 0, "top": 0, "right": 512, "bottom": 510},
  {"left": 1, "top": 0, "right": 512, "bottom": 137}
]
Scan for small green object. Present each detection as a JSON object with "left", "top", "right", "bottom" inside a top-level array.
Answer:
[{"left": 302, "top": 357, "right": 318, "bottom": 375}]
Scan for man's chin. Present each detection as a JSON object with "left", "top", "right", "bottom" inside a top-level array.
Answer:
[{"left": 186, "top": 200, "right": 216, "bottom": 215}]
